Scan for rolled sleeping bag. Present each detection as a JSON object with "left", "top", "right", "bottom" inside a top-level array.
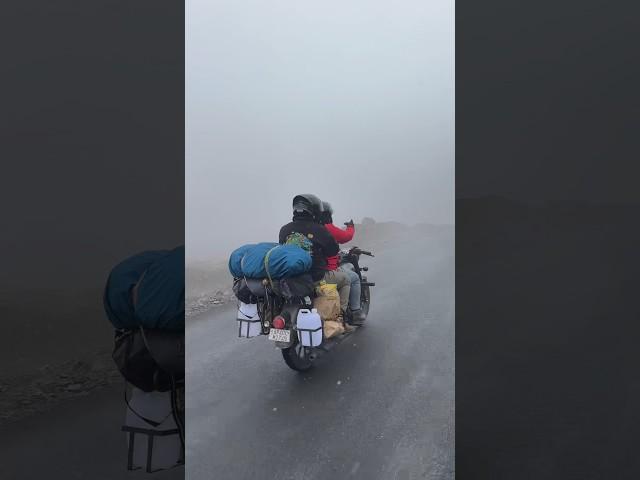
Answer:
[
  {"left": 104, "top": 246, "right": 185, "bottom": 331},
  {"left": 239, "top": 242, "right": 279, "bottom": 279},
  {"left": 228, "top": 243, "right": 256, "bottom": 278},
  {"left": 264, "top": 244, "right": 312, "bottom": 280}
]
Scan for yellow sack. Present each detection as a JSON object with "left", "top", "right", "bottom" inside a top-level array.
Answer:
[
  {"left": 313, "top": 282, "right": 342, "bottom": 338},
  {"left": 316, "top": 281, "right": 339, "bottom": 298}
]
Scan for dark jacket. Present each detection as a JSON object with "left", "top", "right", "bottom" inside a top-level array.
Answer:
[{"left": 279, "top": 214, "right": 339, "bottom": 281}]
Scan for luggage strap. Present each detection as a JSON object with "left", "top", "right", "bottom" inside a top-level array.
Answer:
[
  {"left": 131, "top": 269, "right": 148, "bottom": 308},
  {"left": 263, "top": 245, "right": 280, "bottom": 287}
]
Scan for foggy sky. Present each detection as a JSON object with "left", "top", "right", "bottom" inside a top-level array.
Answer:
[{"left": 186, "top": 0, "right": 454, "bottom": 261}]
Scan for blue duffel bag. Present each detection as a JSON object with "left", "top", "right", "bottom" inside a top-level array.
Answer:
[
  {"left": 104, "top": 246, "right": 185, "bottom": 331},
  {"left": 229, "top": 242, "right": 312, "bottom": 280},
  {"left": 263, "top": 244, "right": 312, "bottom": 280},
  {"left": 239, "top": 242, "right": 279, "bottom": 279},
  {"left": 228, "top": 243, "right": 256, "bottom": 278}
]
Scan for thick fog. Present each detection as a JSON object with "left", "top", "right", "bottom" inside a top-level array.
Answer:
[{"left": 186, "top": 0, "right": 454, "bottom": 261}]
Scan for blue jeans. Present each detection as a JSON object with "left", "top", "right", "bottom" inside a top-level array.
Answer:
[{"left": 338, "top": 263, "right": 361, "bottom": 311}]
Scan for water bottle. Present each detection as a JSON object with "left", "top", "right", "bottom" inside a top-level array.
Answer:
[{"left": 296, "top": 308, "right": 322, "bottom": 347}]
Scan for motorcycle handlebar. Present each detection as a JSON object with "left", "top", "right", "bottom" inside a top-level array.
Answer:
[{"left": 349, "top": 247, "right": 374, "bottom": 257}]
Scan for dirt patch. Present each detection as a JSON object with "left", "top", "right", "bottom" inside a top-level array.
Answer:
[{"left": 0, "top": 350, "right": 122, "bottom": 426}]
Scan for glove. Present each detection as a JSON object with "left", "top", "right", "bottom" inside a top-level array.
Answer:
[{"left": 345, "top": 219, "right": 354, "bottom": 227}]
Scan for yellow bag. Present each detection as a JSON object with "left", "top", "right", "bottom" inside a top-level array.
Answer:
[
  {"left": 316, "top": 281, "right": 339, "bottom": 298},
  {"left": 313, "top": 282, "right": 343, "bottom": 338}
]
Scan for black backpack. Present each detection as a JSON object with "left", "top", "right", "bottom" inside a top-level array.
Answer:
[{"left": 112, "top": 327, "right": 184, "bottom": 392}]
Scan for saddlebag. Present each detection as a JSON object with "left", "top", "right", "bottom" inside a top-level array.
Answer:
[
  {"left": 234, "top": 274, "right": 314, "bottom": 302},
  {"left": 112, "top": 328, "right": 184, "bottom": 393},
  {"left": 233, "top": 277, "right": 268, "bottom": 302},
  {"left": 271, "top": 273, "right": 315, "bottom": 299}
]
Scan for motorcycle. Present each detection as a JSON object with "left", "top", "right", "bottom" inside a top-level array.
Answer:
[{"left": 235, "top": 246, "right": 375, "bottom": 372}]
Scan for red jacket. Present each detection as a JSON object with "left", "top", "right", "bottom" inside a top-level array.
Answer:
[{"left": 325, "top": 223, "right": 355, "bottom": 270}]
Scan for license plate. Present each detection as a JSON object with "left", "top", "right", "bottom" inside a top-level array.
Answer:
[{"left": 268, "top": 328, "right": 291, "bottom": 342}]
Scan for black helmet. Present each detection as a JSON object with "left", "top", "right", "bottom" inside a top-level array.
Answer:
[
  {"left": 321, "top": 201, "right": 333, "bottom": 215},
  {"left": 292, "top": 194, "right": 323, "bottom": 220},
  {"left": 320, "top": 201, "right": 333, "bottom": 224}
]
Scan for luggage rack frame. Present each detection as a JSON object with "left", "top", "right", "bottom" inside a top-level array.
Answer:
[
  {"left": 295, "top": 324, "right": 323, "bottom": 348},
  {"left": 237, "top": 301, "right": 263, "bottom": 338},
  {"left": 121, "top": 425, "right": 184, "bottom": 473},
  {"left": 237, "top": 317, "right": 262, "bottom": 338}
]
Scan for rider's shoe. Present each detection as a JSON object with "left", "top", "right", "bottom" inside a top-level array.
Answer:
[
  {"left": 350, "top": 309, "right": 367, "bottom": 326},
  {"left": 343, "top": 322, "right": 356, "bottom": 333},
  {"left": 339, "top": 313, "right": 357, "bottom": 333}
]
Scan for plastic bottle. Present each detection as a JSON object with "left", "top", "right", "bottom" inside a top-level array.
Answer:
[{"left": 296, "top": 308, "right": 323, "bottom": 347}]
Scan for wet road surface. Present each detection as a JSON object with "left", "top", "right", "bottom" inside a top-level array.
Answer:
[{"left": 186, "top": 231, "right": 454, "bottom": 480}]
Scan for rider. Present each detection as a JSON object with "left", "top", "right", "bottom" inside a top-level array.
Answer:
[
  {"left": 279, "top": 194, "right": 354, "bottom": 332},
  {"left": 320, "top": 202, "right": 366, "bottom": 325}
]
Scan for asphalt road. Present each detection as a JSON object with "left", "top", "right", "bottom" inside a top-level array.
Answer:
[
  {"left": 0, "top": 385, "right": 184, "bottom": 480},
  {"left": 186, "top": 230, "right": 455, "bottom": 480}
]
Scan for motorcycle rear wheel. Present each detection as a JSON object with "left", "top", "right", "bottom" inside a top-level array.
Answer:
[{"left": 282, "top": 340, "right": 313, "bottom": 372}]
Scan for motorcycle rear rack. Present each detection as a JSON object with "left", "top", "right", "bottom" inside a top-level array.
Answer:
[
  {"left": 295, "top": 325, "right": 323, "bottom": 348},
  {"left": 236, "top": 317, "right": 262, "bottom": 338},
  {"left": 121, "top": 425, "right": 184, "bottom": 473}
]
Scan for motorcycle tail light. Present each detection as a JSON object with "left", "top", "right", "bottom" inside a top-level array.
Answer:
[{"left": 272, "top": 316, "right": 286, "bottom": 329}]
